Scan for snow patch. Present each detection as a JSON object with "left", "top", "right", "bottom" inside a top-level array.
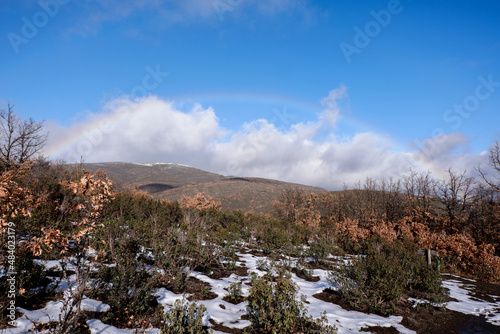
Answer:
[
  {"left": 443, "top": 278, "right": 500, "bottom": 326},
  {"left": 5, "top": 251, "right": 500, "bottom": 333}
]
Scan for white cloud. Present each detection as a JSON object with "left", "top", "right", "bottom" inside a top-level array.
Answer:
[
  {"left": 414, "top": 132, "right": 469, "bottom": 161},
  {"left": 319, "top": 84, "right": 348, "bottom": 128},
  {"left": 45, "top": 96, "right": 224, "bottom": 166},
  {"left": 411, "top": 132, "right": 489, "bottom": 180},
  {"left": 44, "top": 90, "right": 489, "bottom": 190},
  {"left": 65, "top": 0, "right": 164, "bottom": 36},
  {"left": 66, "top": 0, "right": 314, "bottom": 36}
]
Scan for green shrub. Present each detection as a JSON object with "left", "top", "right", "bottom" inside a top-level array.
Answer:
[
  {"left": 255, "top": 258, "right": 271, "bottom": 272},
  {"left": 94, "top": 237, "right": 159, "bottom": 326},
  {"left": 101, "top": 192, "right": 183, "bottom": 243},
  {"left": 222, "top": 246, "right": 238, "bottom": 270},
  {"left": 153, "top": 229, "right": 219, "bottom": 293},
  {"left": 307, "top": 238, "right": 335, "bottom": 264},
  {"left": 0, "top": 255, "right": 55, "bottom": 319},
  {"left": 200, "top": 284, "right": 212, "bottom": 300},
  {"left": 247, "top": 270, "right": 337, "bottom": 334},
  {"left": 224, "top": 281, "right": 244, "bottom": 304},
  {"left": 328, "top": 239, "right": 446, "bottom": 315},
  {"left": 161, "top": 296, "right": 210, "bottom": 334},
  {"left": 285, "top": 245, "right": 306, "bottom": 258},
  {"left": 294, "top": 261, "right": 314, "bottom": 281},
  {"left": 16, "top": 256, "right": 53, "bottom": 294},
  {"left": 260, "top": 227, "right": 291, "bottom": 255}
]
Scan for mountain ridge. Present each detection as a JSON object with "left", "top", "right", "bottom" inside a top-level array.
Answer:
[{"left": 82, "top": 162, "right": 327, "bottom": 214}]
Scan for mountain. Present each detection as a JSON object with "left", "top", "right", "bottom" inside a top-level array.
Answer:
[{"left": 82, "top": 162, "right": 326, "bottom": 214}]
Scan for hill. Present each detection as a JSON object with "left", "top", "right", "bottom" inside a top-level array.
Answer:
[{"left": 82, "top": 162, "right": 326, "bottom": 214}]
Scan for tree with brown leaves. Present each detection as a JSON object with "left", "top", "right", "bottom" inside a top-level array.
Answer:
[{"left": 180, "top": 192, "right": 221, "bottom": 211}]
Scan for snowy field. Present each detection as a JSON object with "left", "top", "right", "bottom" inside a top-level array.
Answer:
[{"left": 2, "top": 251, "right": 500, "bottom": 334}]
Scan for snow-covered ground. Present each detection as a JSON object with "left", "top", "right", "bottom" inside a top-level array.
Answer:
[
  {"left": 443, "top": 275, "right": 500, "bottom": 326},
  {"left": 2, "top": 251, "right": 500, "bottom": 334}
]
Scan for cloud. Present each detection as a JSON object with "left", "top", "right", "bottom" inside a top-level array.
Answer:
[
  {"left": 319, "top": 84, "right": 348, "bottom": 128},
  {"left": 65, "top": 0, "right": 314, "bottom": 36},
  {"left": 214, "top": 127, "right": 410, "bottom": 188},
  {"left": 414, "top": 132, "right": 469, "bottom": 161},
  {"left": 45, "top": 96, "right": 225, "bottom": 165},
  {"left": 44, "top": 89, "right": 489, "bottom": 190},
  {"left": 64, "top": 0, "right": 163, "bottom": 36},
  {"left": 412, "top": 132, "right": 489, "bottom": 179}
]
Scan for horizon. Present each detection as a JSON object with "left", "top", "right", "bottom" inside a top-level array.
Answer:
[{"left": 2, "top": 0, "right": 500, "bottom": 190}]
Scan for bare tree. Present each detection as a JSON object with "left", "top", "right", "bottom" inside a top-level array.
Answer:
[
  {"left": 468, "top": 183, "right": 500, "bottom": 246},
  {"left": 0, "top": 104, "right": 47, "bottom": 169},
  {"left": 403, "top": 170, "right": 435, "bottom": 224},
  {"left": 379, "top": 177, "right": 403, "bottom": 222},
  {"left": 434, "top": 168, "right": 475, "bottom": 229},
  {"left": 478, "top": 141, "right": 500, "bottom": 192}
]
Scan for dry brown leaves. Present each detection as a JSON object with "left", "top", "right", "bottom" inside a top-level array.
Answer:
[
  {"left": 0, "top": 162, "right": 40, "bottom": 232},
  {"left": 180, "top": 192, "right": 221, "bottom": 211},
  {"left": 7, "top": 168, "right": 115, "bottom": 257}
]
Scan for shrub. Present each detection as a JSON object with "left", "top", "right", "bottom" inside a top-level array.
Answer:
[
  {"left": 153, "top": 229, "right": 219, "bottom": 293},
  {"left": 260, "top": 227, "right": 291, "bottom": 255},
  {"left": 307, "top": 237, "right": 335, "bottom": 264},
  {"left": 16, "top": 255, "right": 53, "bottom": 295},
  {"left": 0, "top": 254, "right": 54, "bottom": 322},
  {"left": 101, "top": 191, "right": 183, "bottom": 244},
  {"left": 200, "top": 284, "right": 212, "bottom": 300},
  {"left": 180, "top": 193, "right": 221, "bottom": 211},
  {"left": 247, "top": 270, "right": 337, "bottom": 334},
  {"left": 161, "top": 296, "right": 210, "bottom": 334},
  {"left": 100, "top": 266, "right": 157, "bottom": 319},
  {"left": 224, "top": 281, "right": 244, "bottom": 304},
  {"left": 328, "top": 239, "right": 446, "bottom": 315},
  {"left": 293, "top": 261, "right": 314, "bottom": 281},
  {"left": 94, "top": 237, "right": 159, "bottom": 327},
  {"left": 222, "top": 245, "right": 238, "bottom": 270}
]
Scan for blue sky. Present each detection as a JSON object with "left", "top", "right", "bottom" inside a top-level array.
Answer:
[{"left": 1, "top": 0, "right": 499, "bottom": 189}]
